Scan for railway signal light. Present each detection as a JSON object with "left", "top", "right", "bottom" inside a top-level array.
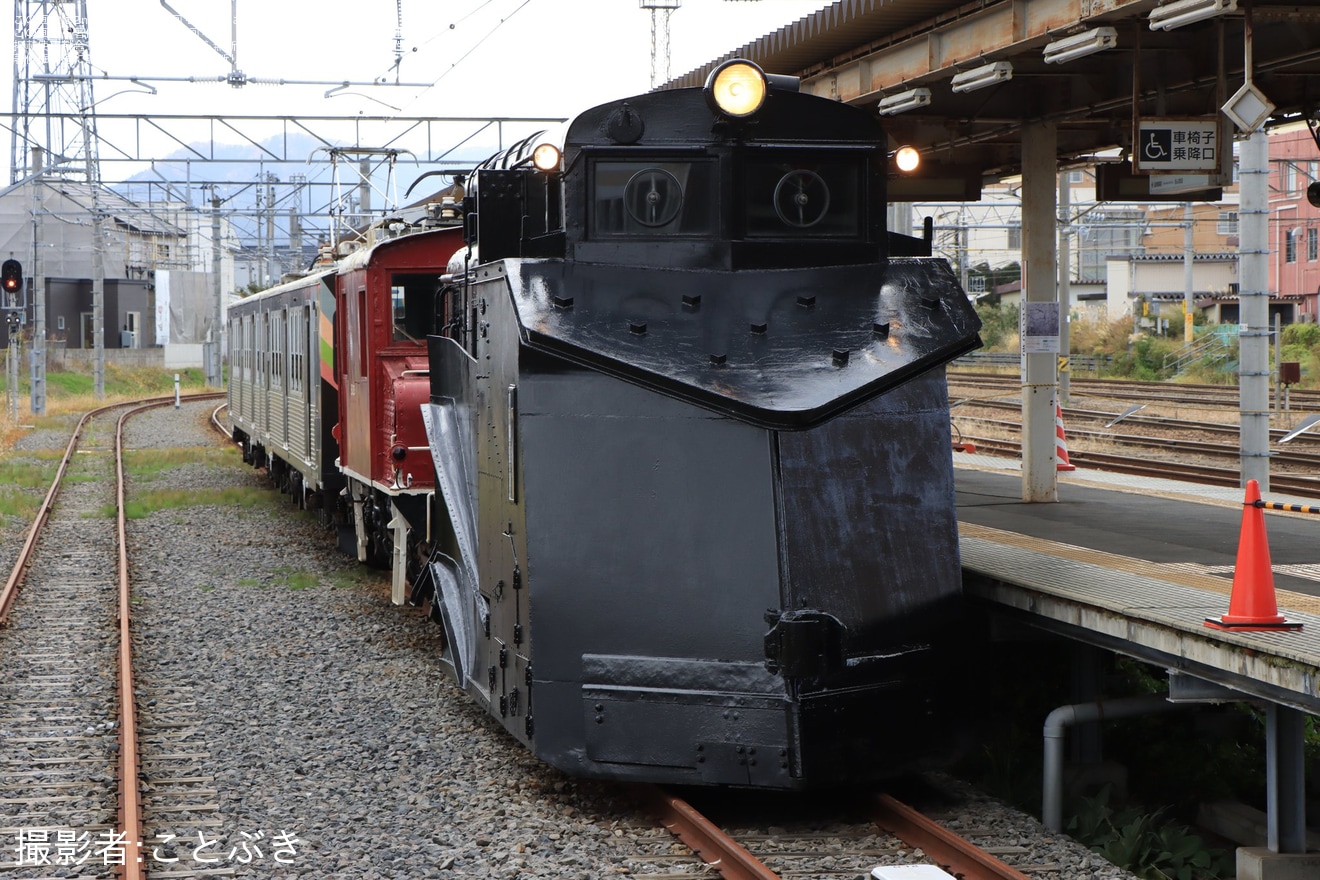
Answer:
[{"left": 2, "top": 259, "right": 22, "bottom": 295}]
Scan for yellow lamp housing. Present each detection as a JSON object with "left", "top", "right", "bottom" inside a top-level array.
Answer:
[{"left": 704, "top": 59, "right": 770, "bottom": 118}]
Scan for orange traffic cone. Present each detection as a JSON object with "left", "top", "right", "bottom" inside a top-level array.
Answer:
[
  {"left": 1205, "top": 480, "right": 1303, "bottom": 632},
  {"left": 1055, "top": 404, "right": 1076, "bottom": 472}
]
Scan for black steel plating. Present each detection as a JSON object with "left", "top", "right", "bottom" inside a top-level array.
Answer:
[{"left": 421, "top": 68, "right": 982, "bottom": 789}]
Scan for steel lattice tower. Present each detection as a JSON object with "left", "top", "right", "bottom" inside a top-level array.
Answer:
[
  {"left": 11, "top": 0, "right": 108, "bottom": 402},
  {"left": 639, "top": 0, "right": 681, "bottom": 90},
  {"left": 11, "top": 0, "right": 102, "bottom": 185}
]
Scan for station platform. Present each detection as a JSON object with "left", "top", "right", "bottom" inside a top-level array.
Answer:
[
  {"left": 954, "top": 454, "right": 1320, "bottom": 876},
  {"left": 955, "top": 452, "right": 1320, "bottom": 712}
]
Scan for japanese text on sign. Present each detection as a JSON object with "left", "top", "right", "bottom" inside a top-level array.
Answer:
[{"left": 1135, "top": 119, "right": 1220, "bottom": 173}]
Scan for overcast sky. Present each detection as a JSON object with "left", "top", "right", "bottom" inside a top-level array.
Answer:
[{"left": 4, "top": 0, "right": 835, "bottom": 181}]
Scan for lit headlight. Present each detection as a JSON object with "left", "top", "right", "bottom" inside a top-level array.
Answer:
[
  {"left": 705, "top": 60, "right": 768, "bottom": 118},
  {"left": 532, "top": 143, "right": 561, "bottom": 173},
  {"left": 894, "top": 146, "right": 921, "bottom": 174}
]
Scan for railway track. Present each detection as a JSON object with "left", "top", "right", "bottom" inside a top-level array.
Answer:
[
  {"left": 950, "top": 370, "right": 1320, "bottom": 411},
  {"left": 956, "top": 432, "right": 1320, "bottom": 496},
  {"left": 635, "top": 785, "right": 1034, "bottom": 880},
  {"left": 947, "top": 373, "right": 1320, "bottom": 496},
  {"left": 0, "top": 395, "right": 225, "bottom": 878},
  {"left": 1, "top": 397, "right": 1139, "bottom": 879}
]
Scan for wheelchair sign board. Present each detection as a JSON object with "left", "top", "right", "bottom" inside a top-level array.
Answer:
[{"left": 1134, "top": 118, "right": 1221, "bottom": 173}]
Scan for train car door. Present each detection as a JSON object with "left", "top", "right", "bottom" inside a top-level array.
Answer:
[
  {"left": 287, "top": 302, "right": 312, "bottom": 466},
  {"left": 271, "top": 308, "right": 288, "bottom": 450},
  {"left": 257, "top": 310, "right": 270, "bottom": 441},
  {"left": 344, "top": 286, "right": 372, "bottom": 479}
]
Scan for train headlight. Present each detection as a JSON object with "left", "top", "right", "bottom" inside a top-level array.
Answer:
[
  {"left": 894, "top": 145, "right": 921, "bottom": 174},
  {"left": 532, "top": 143, "right": 561, "bottom": 173},
  {"left": 391, "top": 444, "right": 408, "bottom": 462},
  {"left": 705, "top": 60, "right": 768, "bottom": 118}
]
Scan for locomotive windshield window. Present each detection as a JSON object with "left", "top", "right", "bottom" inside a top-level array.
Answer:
[
  {"left": 591, "top": 160, "right": 714, "bottom": 237},
  {"left": 743, "top": 158, "right": 864, "bottom": 238},
  {"left": 391, "top": 273, "right": 440, "bottom": 342}
]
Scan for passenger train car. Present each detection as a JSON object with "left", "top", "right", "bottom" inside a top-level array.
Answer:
[{"left": 228, "top": 59, "right": 980, "bottom": 788}]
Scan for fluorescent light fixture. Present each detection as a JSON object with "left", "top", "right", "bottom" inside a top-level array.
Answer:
[
  {"left": 1043, "top": 27, "right": 1118, "bottom": 64},
  {"left": 950, "top": 61, "right": 1013, "bottom": 94},
  {"left": 1149, "top": 0, "right": 1237, "bottom": 31},
  {"left": 876, "top": 88, "right": 931, "bottom": 115}
]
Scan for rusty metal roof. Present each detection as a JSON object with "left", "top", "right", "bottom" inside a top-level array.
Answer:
[
  {"left": 666, "top": 1, "right": 1320, "bottom": 184},
  {"left": 667, "top": 0, "right": 968, "bottom": 89}
]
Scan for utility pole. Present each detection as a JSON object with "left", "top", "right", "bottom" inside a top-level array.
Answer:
[
  {"left": 210, "top": 194, "right": 223, "bottom": 388},
  {"left": 1183, "top": 202, "right": 1195, "bottom": 345},
  {"left": 29, "top": 146, "right": 44, "bottom": 415}
]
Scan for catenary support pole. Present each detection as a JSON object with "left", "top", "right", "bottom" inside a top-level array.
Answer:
[
  {"left": 1239, "top": 131, "right": 1271, "bottom": 490},
  {"left": 1058, "top": 171, "right": 1071, "bottom": 404}
]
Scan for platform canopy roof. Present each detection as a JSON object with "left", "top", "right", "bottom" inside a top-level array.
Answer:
[{"left": 668, "top": 0, "right": 1320, "bottom": 184}]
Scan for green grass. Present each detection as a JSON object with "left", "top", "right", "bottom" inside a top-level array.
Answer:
[
  {"left": 0, "top": 458, "right": 58, "bottom": 490},
  {"left": 329, "top": 567, "right": 380, "bottom": 590},
  {"left": 232, "top": 569, "right": 321, "bottom": 591},
  {"left": 123, "top": 445, "right": 241, "bottom": 479},
  {"left": 276, "top": 568, "right": 320, "bottom": 590},
  {"left": 0, "top": 488, "right": 40, "bottom": 520},
  {"left": 0, "top": 456, "right": 60, "bottom": 521},
  {"left": 93, "top": 486, "right": 275, "bottom": 519},
  {"left": 2, "top": 365, "right": 211, "bottom": 399}
]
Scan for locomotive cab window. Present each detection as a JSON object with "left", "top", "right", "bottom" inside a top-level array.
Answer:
[
  {"left": 391, "top": 273, "right": 441, "bottom": 342},
  {"left": 590, "top": 160, "right": 715, "bottom": 237},
  {"left": 743, "top": 157, "right": 864, "bottom": 238}
]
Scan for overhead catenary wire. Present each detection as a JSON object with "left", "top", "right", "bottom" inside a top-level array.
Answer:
[{"left": 386, "top": 0, "right": 538, "bottom": 118}]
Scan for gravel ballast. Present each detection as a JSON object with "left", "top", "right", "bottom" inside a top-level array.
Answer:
[{"left": 1, "top": 400, "right": 1144, "bottom": 879}]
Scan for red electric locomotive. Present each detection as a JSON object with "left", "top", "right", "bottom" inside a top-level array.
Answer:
[{"left": 228, "top": 222, "right": 466, "bottom": 600}]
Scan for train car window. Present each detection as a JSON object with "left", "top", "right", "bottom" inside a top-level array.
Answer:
[
  {"left": 289, "top": 307, "right": 305, "bottom": 395},
  {"left": 347, "top": 289, "right": 364, "bottom": 382},
  {"left": 743, "top": 158, "right": 864, "bottom": 238},
  {"left": 391, "top": 274, "right": 438, "bottom": 342},
  {"left": 259, "top": 313, "right": 269, "bottom": 389},
  {"left": 590, "top": 160, "right": 714, "bottom": 237}
]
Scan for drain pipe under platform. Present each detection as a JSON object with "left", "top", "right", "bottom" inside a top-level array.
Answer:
[{"left": 1043, "top": 694, "right": 1188, "bottom": 831}]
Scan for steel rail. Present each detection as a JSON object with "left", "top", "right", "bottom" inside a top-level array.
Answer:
[
  {"left": 956, "top": 432, "right": 1320, "bottom": 497},
  {"left": 639, "top": 785, "right": 781, "bottom": 880},
  {"left": 1, "top": 393, "right": 229, "bottom": 621},
  {"left": 210, "top": 402, "right": 231, "bottom": 438},
  {"left": 957, "top": 397, "right": 1320, "bottom": 447},
  {"left": 112, "top": 393, "right": 224, "bottom": 879},
  {"left": 0, "top": 402, "right": 121, "bottom": 623},
  {"left": 114, "top": 402, "right": 168, "bottom": 880},
  {"left": 873, "top": 793, "right": 1030, "bottom": 880},
  {"left": 951, "top": 372, "right": 1320, "bottom": 410},
  {"left": 0, "top": 392, "right": 225, "bottom": 878}
]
